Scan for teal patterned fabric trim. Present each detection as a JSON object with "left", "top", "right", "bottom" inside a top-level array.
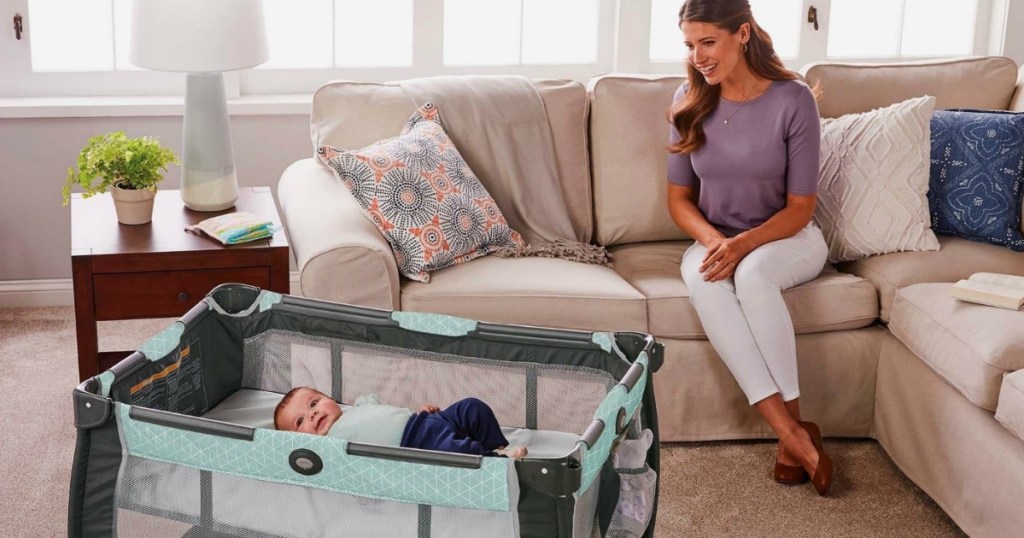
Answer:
[
  {"left": 576, "top": 352, "right": 649, "bottom": 496},
  {"left": 391, "top": 311, "right": 477, "bottom": 337},
  {"left": 117, "top": 404, "right": 511, "bottom": 511},
  {"left": 258, "top": 291, "right": 283, "bottom": 312},
  {"left": 591, "top": 332, "right": 615, "bottom": 354},
  {"left": 96, "top": 370, "right": 116, "bottom": 397},
  {"left": 139, "top": 322, "right": 185, "bottom": 361}
]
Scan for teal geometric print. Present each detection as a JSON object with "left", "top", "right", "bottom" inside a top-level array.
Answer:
[
  {"left": 139, "top": 322, "right": 185, "bottom": 360},
  {"left": 97, "top": 370, "right": 116, "bottom": 397},
  {"left": 576, "top": 351, "right": 649, "bottom": 496},
  {"left": 117, "top": 404, "right": 511, "bottom": 511},
  {"left": 591, "top": 332, "right": 615, "bottom": 354},
  {"left": 391, "top": 311, "right": 477, "bottom": 337},
  {"left": 258, "top": 291, "right": 283, "bottom": 312}
]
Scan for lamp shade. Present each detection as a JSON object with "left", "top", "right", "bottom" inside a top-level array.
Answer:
[{"left": 130, "top": 0, "right": 269, "bottom": 73}]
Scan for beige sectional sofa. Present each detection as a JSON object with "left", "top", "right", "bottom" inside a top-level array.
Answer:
[{"left": 278, "top": 56, "right": 1024, "bottom": 536}]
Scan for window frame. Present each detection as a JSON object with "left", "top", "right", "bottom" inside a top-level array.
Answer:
[
  {"left": 645, "top": 0, "right": 1003, "bottom": 74},
  {"left": 0, "top": 0, "right": 193, "bottom": 97},
  {"left": 240, "top": 0, "right": 618, "bottom": 95},
  {"left": 0, "top": 0, "right": 1018, "bottom": 100}
]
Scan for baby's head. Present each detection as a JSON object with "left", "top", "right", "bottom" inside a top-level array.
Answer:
[{"left": 274, "top": 387, "right": 342, "bottom": 435}]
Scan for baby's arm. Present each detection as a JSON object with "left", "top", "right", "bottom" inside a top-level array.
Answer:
[{"left": 419, "top": 404, "right": 440, "bottom": 414}]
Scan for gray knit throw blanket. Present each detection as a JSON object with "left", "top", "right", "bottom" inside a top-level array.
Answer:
[
  {"left": 495, "top": 239, "right": 612, "bottom": 266},
  {"left": 399, "top": 76, "right": 611, "bottom": 267}
]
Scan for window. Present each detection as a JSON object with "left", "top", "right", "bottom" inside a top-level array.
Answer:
[
  {"left": 649, "top": 0, "right": 994, "bottom": 72},
  {"left": 828, "top": 0, "right": 978, "bottom": 58},
  {"left": 444, "top": 0, "right": 599, "bottom": 66},
  {"left": 0, "top": 0, "right": 1013, "bottom": 99},
  {"left": 259, "top": 0, "right": 413, "bottom": 69},
  {"left": 650, "top": 0, "right": 802, "bottom": 61}
]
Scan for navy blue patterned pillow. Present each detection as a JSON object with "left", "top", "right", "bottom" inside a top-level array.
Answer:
[{"left": 928, "top": 109, "right": 1024, "bottom": 251}]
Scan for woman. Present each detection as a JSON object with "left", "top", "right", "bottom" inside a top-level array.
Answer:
[{"left": 666, "top": 0, "right": 832, "bottom": 495}]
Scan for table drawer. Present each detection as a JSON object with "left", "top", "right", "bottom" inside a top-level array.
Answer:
[{"left": 93, "top": 267, "right": 270, "bottom": 320}]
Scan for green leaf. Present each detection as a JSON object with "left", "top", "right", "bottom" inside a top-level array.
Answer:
[{"left": 61, "top": 131, "right": 180, "bottom": 206}]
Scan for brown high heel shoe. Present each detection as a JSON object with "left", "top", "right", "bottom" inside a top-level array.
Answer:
[{"left": 799, "top": 421, "right": 833, "bottom": 495}]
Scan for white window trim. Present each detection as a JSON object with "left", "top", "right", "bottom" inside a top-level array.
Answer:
[
  {"left": 241, "top": 0, "right": 618, "bottom": 94},
  {"left": 0, "top": 0, "right": 198, "bottom": 97},
  {"left": 0, "top": 0, "right": 1020, "bottom": 115},
  {"left": 645, "top": 0, "right": 1018, "bottom": 74}
]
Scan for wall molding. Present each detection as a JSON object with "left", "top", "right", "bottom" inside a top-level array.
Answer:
[{"left": 0, "top": 272, "right": 302, "bottom": 309}]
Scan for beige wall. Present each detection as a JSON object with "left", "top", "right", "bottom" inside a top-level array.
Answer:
[{"left": 0, "top": 114, "right": 311, "bottom": 280}]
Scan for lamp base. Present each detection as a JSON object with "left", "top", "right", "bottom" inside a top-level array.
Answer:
[
  {"left": 183, "top": 72, "right": 238, "bottom": 212},
  {"left": 181, "top": 166, "right": 239, "bottom": 211}
]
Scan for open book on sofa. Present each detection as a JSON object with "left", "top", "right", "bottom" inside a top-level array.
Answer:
[{"left": 950, "top": 273, "right": 1024, "bottom": 310}]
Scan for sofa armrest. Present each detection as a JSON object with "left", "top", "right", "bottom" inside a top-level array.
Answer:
[{"left": 278, "top": 158, "right": 400, "bottom": 310}]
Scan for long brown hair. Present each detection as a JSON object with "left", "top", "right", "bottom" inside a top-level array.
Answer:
[{"left": 668, "top": 0, "right": 797, "bottom": 154}]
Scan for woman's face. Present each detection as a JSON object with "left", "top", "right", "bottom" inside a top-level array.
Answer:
[{"left": 680, "top": 21, "right": 748, "bottom": 85}]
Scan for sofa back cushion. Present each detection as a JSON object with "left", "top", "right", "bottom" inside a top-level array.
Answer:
[
  {"left": 802, "top": 56, "right": 1019, "bottom": 119},
  {"left": 310, "top": 79, "right": 594, "bottom": 243},
  {"left": 589, "top": 75, "right": 689, "bottom": 246},
  {"left": 805, "top": 57, "right": 1024, "bottom": 237}
]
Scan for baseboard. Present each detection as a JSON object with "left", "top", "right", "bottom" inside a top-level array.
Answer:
[
  {"left": 0, "top": 272, "right": 303, "bottom": 308},
  {"left": 0, "top": 279, "right": 75, "bottom": 308}
]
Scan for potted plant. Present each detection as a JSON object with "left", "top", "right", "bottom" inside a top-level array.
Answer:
[{"left": 62, "top": 131, "right": 180, "bottom": 225}]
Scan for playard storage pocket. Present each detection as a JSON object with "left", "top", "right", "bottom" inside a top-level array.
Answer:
[
  {"left": 70, "top": 284, "right": 661, "bottom": 538},
  {"left": 607, "top": 464, "right": 658, "bottom": 538}
]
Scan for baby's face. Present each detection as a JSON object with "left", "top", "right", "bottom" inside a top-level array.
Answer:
[{"left": 279, "top": 388, "right": 342, "bottom": 435}]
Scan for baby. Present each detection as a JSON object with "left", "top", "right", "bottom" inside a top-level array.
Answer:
[{"left": 274, "top": 387, "right": 527, "bottom": 459}]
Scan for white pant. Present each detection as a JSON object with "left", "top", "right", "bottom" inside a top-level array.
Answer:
[{"left": 680, "top": 224, "right": 829, "bottom": 405}]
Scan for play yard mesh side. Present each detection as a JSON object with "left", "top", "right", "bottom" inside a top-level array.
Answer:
[{"left": 70, "top": 284, "right": 661, "bottom": 538}]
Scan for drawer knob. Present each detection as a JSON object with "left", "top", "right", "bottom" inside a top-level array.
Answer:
[{"left": 177, "top": 291, "right": 190, "bottom": 302}]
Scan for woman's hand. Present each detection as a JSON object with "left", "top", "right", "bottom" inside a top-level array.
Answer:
[
  {"left": 700, "top": 235, "right": 755, "bottom": 282},
  {"left": 419, "top": 404, "right": 440, "bottom": 414}
]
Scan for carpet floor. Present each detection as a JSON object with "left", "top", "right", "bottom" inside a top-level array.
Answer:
[{"left": 0, "top": 306, "right": 964, "bottom": 537}]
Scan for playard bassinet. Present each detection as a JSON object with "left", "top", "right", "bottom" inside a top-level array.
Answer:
[{"left": 70, "top": 284, "right": 661, "bottom": 538}]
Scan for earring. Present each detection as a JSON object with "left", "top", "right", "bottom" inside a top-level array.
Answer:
[{"left": 742, "top": 42, "right": 748, "bottom": 53}]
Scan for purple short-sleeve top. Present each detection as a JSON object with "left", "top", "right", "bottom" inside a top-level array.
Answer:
[{"left": 667, "top": 79, "right": 821, "bottom": 237}]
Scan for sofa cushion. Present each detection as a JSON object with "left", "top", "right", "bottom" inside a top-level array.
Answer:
[
  {"left": 995, "top": 370, "right": 1024, "bottom": 443},
  {"left": 802, "top": 57, "right": 1019, "bottom": 119},
  {"left": 400, "top": 256, "right": 647, "bottom": 333},
  {"left": 889, "top": 283, "right": 1024, "bottom": 410},
  {"left": 928, "top": 109, "right": 1024, "bottom": 251},
  {"left": 837, "top": 236, "right": 1024, "bottom": 321},
  {"left": 317, "top": 103, "right": 524, "bottom": 283},
  {"left": 608, "top": 242, "right": 879, "bottom": 339},
  {"left": 816, "top": 95, "right": 940, "bottom": 263},
  {"left": 588, "top": 75, "right": 689, "bottom": 246},
  {"left": 310, "top": 78, "right": 594, "bottom": 243}
]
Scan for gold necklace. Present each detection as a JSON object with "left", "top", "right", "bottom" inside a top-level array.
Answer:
[{"left": 722, "top": 84, "right": 756, "bottom": 125}]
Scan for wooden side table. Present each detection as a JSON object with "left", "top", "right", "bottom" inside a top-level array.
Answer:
[{"left": 71, "top": 187, "right": 290, "bottom": 381}]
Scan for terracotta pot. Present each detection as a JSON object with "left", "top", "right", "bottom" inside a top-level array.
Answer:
[{"left": 110, "top": 183, "right": 157, "bottom": 225}]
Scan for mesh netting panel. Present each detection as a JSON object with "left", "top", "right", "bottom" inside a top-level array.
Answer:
[
  {"left": 116, "top": 455, "right": 519, "bottom": 538},
  {"left": 242, "top": 329, "right": 617, "bottom": 435},
  {"left": 118, "top": 456, "right": 201, "bottom": 528}
]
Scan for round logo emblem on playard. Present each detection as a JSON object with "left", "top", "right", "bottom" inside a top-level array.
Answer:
[{"left": 289, "top": 449, "right": 324, "bottom": 476}]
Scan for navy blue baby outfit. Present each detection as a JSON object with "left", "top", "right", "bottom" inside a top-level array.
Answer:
[{"left": 399, "top": 398, "right": 510, "bottom": 456}]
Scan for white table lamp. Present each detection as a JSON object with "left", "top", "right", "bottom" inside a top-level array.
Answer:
[{"left": 130, "top": 0, "right": 269, "bottom": 211}]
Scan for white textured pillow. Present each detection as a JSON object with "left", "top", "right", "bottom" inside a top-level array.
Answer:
[{"left": 815, "top": 95, "right": 941, "bottom": 263}]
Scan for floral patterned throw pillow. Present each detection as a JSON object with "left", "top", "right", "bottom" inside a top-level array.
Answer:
[
  {"left": 928, "top": 109, "right": 1024, "bottom": 251},
  {"left": 316, "top": 103, "right": 524, "bottom": 282}
]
